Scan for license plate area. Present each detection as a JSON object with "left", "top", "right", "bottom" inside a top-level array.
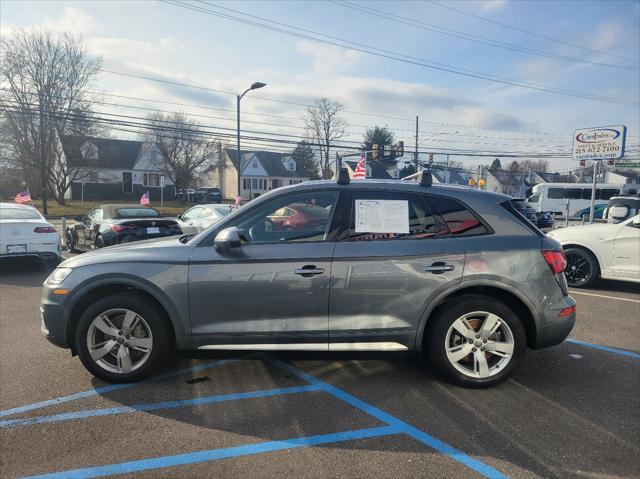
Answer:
[
  {"left": 7, "top": 244, "right": 27, "bottom": 254},
  {"left": 146, "top": 227, "right": 160, "bottom": 234}
]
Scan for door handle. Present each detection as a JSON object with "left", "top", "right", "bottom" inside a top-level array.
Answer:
[
  {"left": 424, "top": 262, "right": 455, "bottom": 274},
  {"left": 295, "top": 265, "right": 325, "bottom": 276}
]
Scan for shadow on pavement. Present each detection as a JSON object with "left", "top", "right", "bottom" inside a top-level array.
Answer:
[{"left": 0, "top": 257, "right": 51, "bottom": 286}]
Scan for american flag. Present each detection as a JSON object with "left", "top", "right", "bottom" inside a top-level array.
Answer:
[
  {"left": 140, "top": 191, "right": 150, "bottom": 206},
  {"left": 353, "top": 154, "right": 366, "bottom": 179},
  {"left": 14, "top": 189, "right": 31, "bottom": 204}
]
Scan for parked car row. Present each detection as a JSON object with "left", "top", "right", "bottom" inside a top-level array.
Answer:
[{"left": 176, "top": 187, "right": 222, "bottom": 204}]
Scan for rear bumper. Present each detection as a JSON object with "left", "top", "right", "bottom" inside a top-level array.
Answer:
[
  {"left": 533, "top": 295, "right": 576, "bottom": 349},
  {"left": 0, "top": 241, "right": 60, "bottom": 258}
]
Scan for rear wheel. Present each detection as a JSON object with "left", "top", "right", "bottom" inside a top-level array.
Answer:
[
  {"left": 66, "top": 230, "right": 78, "bottom": 253},
  {"left": 427, "top": 295, "right": 526, "bottom": 388},
  {"left": 564, "top": 247, "right": 599, "bottom": 288},
  {"left": 95, "top": 235, "right": 105, "bottom": 248},
  {"left": 75, "top": 294, "right": 172, "bottom": 382}
]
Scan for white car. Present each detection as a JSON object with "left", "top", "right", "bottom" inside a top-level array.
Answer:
[
  {"left": 176, "top": 204, "right": 231, "bottom": 234},
  {"left": 546, "top": 214, "right": 640, "bottom": 287},
  {"left": 0, "top": 203, "right": 61, "bottom": 267}
]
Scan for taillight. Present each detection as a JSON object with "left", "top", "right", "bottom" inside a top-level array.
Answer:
[
  {"left": 111, "top": 225, "right": 133, "bottom": 232},
  {"left": 559, "top": 305, "right": 576, "bottom": 317},
  {"left": 542, "top": 250, "right": 567, "bottom": 274},
  {"left": 34, "top": 226, "right": 57, "bottom": 233}
]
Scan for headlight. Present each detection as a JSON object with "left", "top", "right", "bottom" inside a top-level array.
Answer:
[{"left": 47, "top": 267, "right": 73, "bottom": 285}]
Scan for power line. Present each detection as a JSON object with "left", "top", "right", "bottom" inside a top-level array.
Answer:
[
  {"left": 426, "top": 0, "right": 640, "bottom": 64},
  {"left": 159, "top": 0, "right": 638, "bottom": 107},
  {"left": 330, "top": 0, "right": 636, "bottom": 71}
]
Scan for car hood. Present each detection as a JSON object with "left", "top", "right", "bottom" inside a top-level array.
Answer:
[
  {"left": 546, "top": 223, "right": 616, "bottom": 242},
  {"left": 60, "top": 236, "right": 194, "bottom": 268}
]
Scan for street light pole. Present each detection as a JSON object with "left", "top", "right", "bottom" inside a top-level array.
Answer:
[{"left": 236, "top": 82, "right": 266, "bottom": 200}]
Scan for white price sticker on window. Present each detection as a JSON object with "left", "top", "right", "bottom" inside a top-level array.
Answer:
[{"left": 355, "top": 199, "right": 409, "bottom": 234}]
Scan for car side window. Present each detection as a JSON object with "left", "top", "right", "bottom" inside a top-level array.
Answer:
[
  {"left": 344, "top": 191, "right": 440, "bottom": 241},
  {"left": 199, "top": 209, "right": 215, "bottom": 218},
  {"left": 428, "top": 196, "right": 489, "bottom": 237},
  {"left": 87, "top": 209, "right": 102, "bottom": 222},
  {"left": 232, "top": 191, "right": 339, "bottom": 244}
]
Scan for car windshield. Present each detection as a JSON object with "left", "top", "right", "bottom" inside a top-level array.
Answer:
[
  {"left": 0, "top": 208, "right": 41, "bottom": 220},
  {"left": 116, "top": 208, "right": 160, "bottom": 218},
  {"left": 213, "top": 207, "right": 231, "bottom": 216},
  {"left": 527, "top": 194, "right": 540, "bottom": 203}
]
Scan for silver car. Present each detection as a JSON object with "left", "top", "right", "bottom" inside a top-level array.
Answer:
[
  {"left": 41, "top": 173, "right": 576, "bottom": 388},
  {"left": 177, "top": 204, "right": 231, "bottom": 234}
]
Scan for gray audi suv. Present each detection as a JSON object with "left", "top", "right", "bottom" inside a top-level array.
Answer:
[{"left": 41, "top": 171, "right": 576, "bottom": 388}]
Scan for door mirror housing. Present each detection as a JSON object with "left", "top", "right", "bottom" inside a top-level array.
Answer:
[
  {"left": 214, "top": 226, "right": 242, "bottom": 253},
  {"left": 631, "top": 216, "right": 640, "bottom": 227}
]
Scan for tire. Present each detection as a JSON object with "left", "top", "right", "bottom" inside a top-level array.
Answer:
[
  {"left": 75, "top": 293, "right": 172, "bottom": 382},
  {"left": 66, "top": 230, "right": 79, "bottom": 253},
  {"left": 427, "top": 294, "right": 527, "bottom": 388},
  {"left": 95, "top": 235, "right": 104, "bottom": 248},
  {"left": 564, "top": 247, "right": 599, "bottom": 288}
]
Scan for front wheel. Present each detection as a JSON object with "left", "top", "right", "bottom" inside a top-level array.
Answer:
[
  {"left": 427, "top": 295, "right": 526, "bottom": 388},
  {"left": 66, "top": 230, "right": 78, "bottom": 253},
  {"left": 75, "top": 294, "right": 172, "bottom": 382}
]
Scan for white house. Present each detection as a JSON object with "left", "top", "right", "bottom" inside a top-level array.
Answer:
[{"left": 59, "top": 136, "right": 175, "bottom": 201}]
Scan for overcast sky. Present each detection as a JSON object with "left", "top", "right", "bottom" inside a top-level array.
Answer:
[{"left": 2, "top": 0, "right": 639, "bottom": 170}]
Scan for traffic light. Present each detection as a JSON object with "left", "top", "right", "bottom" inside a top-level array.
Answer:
[
  {"left": 607, "top": 159, "right": 615, "bottom": 165},
  {"left": 428, "top": 153, "right": 434, "bottom": 165},
  {"left": 396, "top": 141, "right": 404, "bottom": 157},
  {"left": 579, "top": 159, "right": 586, "bottom": 167},
  {"left": 371, "top": 144, "right": 378, "bottom": 160}
]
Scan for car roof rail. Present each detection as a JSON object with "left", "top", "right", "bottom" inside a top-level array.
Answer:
[
  {"left": 400, "top": 170, "right": 432, "bottom": 187},
  {"left": 337, "top": 167, "right": 350, "bottom": 185}
]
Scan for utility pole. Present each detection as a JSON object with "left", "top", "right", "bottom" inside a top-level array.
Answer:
[
  {"left": 414, "top": 115, "right": 419, "bottom": 174},
  {"left": 38, "top": 93, "right": 48, "bottom": 215},
  {"left": 217, "top": 141, "right": 224, "bottom": 199},
  {"left": 445, "top": 154, "right": 450, "bottom": 184},
  {"left": 477, "top": 165, "right": 481, "bottom": 190},
  {"left": 589, "top": 160, "right": 599, "bottom": 224}
]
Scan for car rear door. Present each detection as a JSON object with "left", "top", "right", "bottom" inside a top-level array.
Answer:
[
  {"left": 329, "top": 189, "right": 465, "bottom": 351},
  {"left": 187, "top": 189, "right": 345, "bottom": 349}
]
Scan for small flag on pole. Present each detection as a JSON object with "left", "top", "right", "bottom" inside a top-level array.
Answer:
[
  {"left": 14, "top": 189, "right": 32, "bottom": 204},
  {"left": 353, "top": 154, "right": 366, "bottom": 179},
  {"left": 140, "top": 191, "right": 150, "bottom": 206}
]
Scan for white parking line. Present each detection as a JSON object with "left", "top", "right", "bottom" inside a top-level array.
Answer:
[{"left": 569, "top": 290, "right": 640, "bottom": 304}]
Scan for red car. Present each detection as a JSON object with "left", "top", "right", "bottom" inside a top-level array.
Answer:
[{"left": 267, "top": 203, "right": 331, "bottom": 231}]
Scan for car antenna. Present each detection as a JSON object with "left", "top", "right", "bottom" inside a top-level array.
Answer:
[{"left": 337, "top": 167, "right": 350, "bottom": 185}]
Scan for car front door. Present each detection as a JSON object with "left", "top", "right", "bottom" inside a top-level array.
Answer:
[
  {"left": 329, "top": 190, "right": 466, "bottom": 351},
  {"left": 611, "top": 216, "right": 640, "bottom": 281},
  {"left": 187, "top": 189, "right": 343, "bottom": 350}
]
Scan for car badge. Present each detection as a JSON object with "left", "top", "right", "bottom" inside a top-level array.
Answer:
[
  {"left": 11, "top": 228, "right": 19, "bottom": 237},
  {"left": 151, "top": 221, "right": 156, "bottom": 226}
]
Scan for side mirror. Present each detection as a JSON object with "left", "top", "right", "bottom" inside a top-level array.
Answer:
[
  {"left": 214, "top": 226, "right": 242, "bottom": 253},
  {"left": 74, "top": 215, "right": 84, "bottom": 222},
  {"left": 632, "top": 216, "right": 640, "bottom": 227}
]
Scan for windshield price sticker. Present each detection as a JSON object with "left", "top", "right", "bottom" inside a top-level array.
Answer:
[{"left": 355, "top": 199, "right": 409, "bottom": 234}]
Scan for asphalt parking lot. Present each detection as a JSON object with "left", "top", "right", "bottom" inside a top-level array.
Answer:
[{"left": 0, "top": 257, "right": 638, "bottom": 479}]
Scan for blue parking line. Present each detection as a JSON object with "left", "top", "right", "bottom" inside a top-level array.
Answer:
[
  {"left": 0, "top": 359, "right": 238, "bottom": 418},
  {"left": 1, "top": 384, "right": 320, "bottom": 429},
  {"left": 566, "top": 339, "right": 640, "bottom": 359},
  {"left": 21, "top": 425, "right": 400, "bottom": 479},
  {"left": 270, "top": 358, "right": 509, "bottom": 479}
]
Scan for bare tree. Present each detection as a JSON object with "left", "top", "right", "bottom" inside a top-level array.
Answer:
[
  {"left": 0, "top": 30, "right": 101, "bottom": 212},
  {"left": 143, "top": 112, "right": 217, "bottom": 192},
  {"left": 304, "top": 98, "right": 347, "bottom": 179}
]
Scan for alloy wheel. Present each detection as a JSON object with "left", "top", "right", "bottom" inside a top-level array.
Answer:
[
  {"left": 565, "top": 251, "right": 592, "bottom": 286},
  {"left": 445, "top": 311, "right": 514, "bottom": 379},
  {"left": 86, "top": 308, "right": 153, "bottom": 374}
]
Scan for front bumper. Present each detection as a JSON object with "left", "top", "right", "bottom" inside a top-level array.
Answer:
[{"left": 40, "top": 290, "right": 70, "bottom": 349}]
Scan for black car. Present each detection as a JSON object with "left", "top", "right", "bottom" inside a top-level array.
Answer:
[
  {"left": 191, "top": 187, "right": 222, "bottom": 203},
  {"left": 512, "top": 199, "right": 553, "bottom": 229},
  {"left": 65, "top": 204, "right": 182, "bottom": 252}
]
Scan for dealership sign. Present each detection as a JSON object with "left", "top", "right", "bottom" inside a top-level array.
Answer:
[{"left": 572, "top": 125, "right": 627, "bottom": 161}]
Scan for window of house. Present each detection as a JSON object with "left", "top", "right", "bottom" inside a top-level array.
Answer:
[
  {"left": 252, "top": 179, "right": 258, "bottom": 189},
  {"left": 252, "top": 159, "right": 258, "bottom": 168},
  {"left": 232, "top": 191, "right": 338, "bottom": 244},
  {"left": 143, "top": 173, "right": 161, "bottom": 187},
  {"left": 345, "top": 191, "right": 440, "bottom": 241},
  {"left": 272, "top": 179, "right": 280, "bottom": 189},
  {"left": 429, "top": 196, "right": 489, "bottom": 237}
]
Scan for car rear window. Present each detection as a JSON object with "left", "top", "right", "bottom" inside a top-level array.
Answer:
[
  {"left": 0, "top": 208, "right": 41, "bottom": 220},
  {"left": 116, "top": 208, "right": 160, "bottom": 218},
  {"left": 428, "top": 196, "right": 490, "bottom": 237}
]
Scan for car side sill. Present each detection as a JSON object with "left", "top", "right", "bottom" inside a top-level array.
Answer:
[{"left": 197, "top": 342, "right": 408, "bottom": 351}]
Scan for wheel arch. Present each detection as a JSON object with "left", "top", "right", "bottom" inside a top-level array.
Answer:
[
  {"left": 417, "top": 283, "right": 539, "bottom": 350},
  {"left": 562, "top": 243, "right": 603, "bottom": 272},
  {"left": 65, "top": 276, "right": 186, "bottom": 354}
]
